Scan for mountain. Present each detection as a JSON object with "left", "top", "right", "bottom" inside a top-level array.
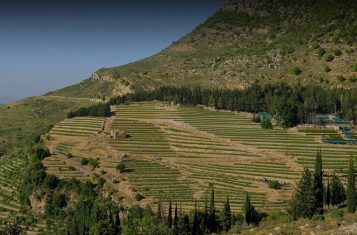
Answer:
[{"left": 49, "top": 0, "right": 356, "bottom": 99}]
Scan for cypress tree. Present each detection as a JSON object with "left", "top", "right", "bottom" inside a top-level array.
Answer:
[
  {"left": 174, "top": 202, "right": 178, "bottom": 232},
  {"left": 294, "top": 168, "right": 316, "bottom": 219},
  {"left": 331, "top": 173, "right": 346, "bottom": 207},
  {"left": 208, "top": 189, "right": 217, "bottom": 232},
  {"left": 192, "top": 201, "right": 199, "bottom": 235},
  {"left": 326, "top": 177, "right": 331, "bottom": 208},
  {"left": 313, "top": 150, "right": 324, "bottom": 214},
  {"left": 347, "top": 156, "right": 356, "bottom": 213},
  {"left": 222, "top": 196, "right": 232, "bottom": 232},
  {"left": 243, "top": 193, "right": 252, "bottom": 225},
  {"left": 168, "top": 200, "right": 173, "bottom": 228},
  {"left": 157, "top": 201, "right": 162, "bottom": 221}
]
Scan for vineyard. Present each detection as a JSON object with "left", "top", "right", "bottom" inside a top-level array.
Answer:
[{"left": 45, "top": 101, "right": 357, "bottom": 212}]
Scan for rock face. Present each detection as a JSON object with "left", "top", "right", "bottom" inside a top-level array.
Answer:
[{"left": 91, "top": 72, "right": 114, "bottom": 82}]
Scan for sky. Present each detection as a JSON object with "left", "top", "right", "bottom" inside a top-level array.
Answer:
[{"left": 0, "top": 0, "right": 223, "bottom": 103}]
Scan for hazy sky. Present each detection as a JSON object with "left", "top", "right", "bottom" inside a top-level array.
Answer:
[{"left": 0, "top": 0, "right": 223, "bottom": 103}]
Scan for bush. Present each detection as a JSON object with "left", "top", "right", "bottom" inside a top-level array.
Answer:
[
  {"left": 354, "top": 64, "right": 357, "bottom": 72},
  {"left": 334, "top": 49, "right": 342, "bottom": 56},
  {"left": 324, "top": 54, "right": 334, "bottom": 62},
  {"left": 80, "top": 158, "right": 89, "bottom": 165},
  {"left": 324, "top": 66, "right": 331, "bottom": 72},
  {"left": 135, "top": 193, "right": 145, "bottom": 201},
  {"left": 116, "top": 163, "right": 126, "bottom": 173},
  {"left": 261, "top": 118, "right": 273, "bottom": 129},
  {"left": 311, "top": 214, "right": 324, "bottom": 221},
  {"left": 252, "top": 114, "right": 260, "bottom": 123},
  {"left": 330, "top": 208, "right": 344, "bottom": 219},
  {"left": 317, "top": 48, "right": 326, "bottom": 58},
  {"left": 292, "top": 67, "right": 302, "bottom": 75},
  {"left": 44, "top": 175, "right": 59, "bottom": 189},
  {"left": 88, "top": 159, "right": 99, "bottom": 169},
  {"left": 336, "top": 75, "right": 346, "bottom": 82},
  {"left": 269, "top": 180, "right": 281, "bottom": 190},
  {"left": 349, "top": 75, "right": 357, "bottom": 83}
]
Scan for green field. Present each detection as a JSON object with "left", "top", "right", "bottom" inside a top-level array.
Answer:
[{"left": 44, "top": 101, "right": 357, "bottom": 212}]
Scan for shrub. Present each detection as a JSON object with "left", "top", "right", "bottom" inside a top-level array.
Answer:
[
  {"left": 67, "top": 153, "right": 74, "bottom": 159},
  {"left": 44, "top": 175, "right": 59, "bottom": 189},
  {"left": 330, "top": 208, "right": 344, "bottom": 219},
  {"left": 269, "top": 180, "right": 281, "bottom": 189},
  {"left": 354, "top": 64, "right": 357, "bottom": 72},
  {"left": 348, "top": 75, "right": 357, "bottom": 83},
  {"left": 135, "top": 193, "right": 145, "bottom": 201},
  {"left": 336, "top": 75, "right": 346, "bottom": 82},
  {"left": 252, "top": 114, "right": 261, "bottom": 123},
  {"left": 292, "top": 67, "right": 302, "bottom": 75},
  {"left": 317, "top": 48, "right": 326, "bottom": 58},
  {"left": 69, "top": 166, "right": 76, "bottom": 171},
  {"left": 311, "top": 214, "right": 324, "bottom": 221},
  {"left": 88, "top": 159, "right": 99, "bottom": 169},
  {"left": 324, "top": 66, "right": 331, "bottom": 72},
  {"left": 312, "top": 43, "right": 320, "bottom": 49},
  {"left": 324, "top": 54, "right": 334, "bottom": 62},
  {"left": 116, "top": 163, "right": 126, "bottom": 173},
  {"left": 334, "top": 49, "right": 342, "bottom": 56},
  {"left": 261, "top": 118, "right": 273, "bottom": 129},
  {"left": 80, "top": 158, "right": 89, "bottom": 165}
]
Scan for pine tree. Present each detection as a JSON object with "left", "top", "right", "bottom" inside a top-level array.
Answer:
[
  {"left": 331, "top": 173, "right": 346, "bottom": 207},
  {"left": 294, "top": 168, "right": 316, "bottom": 219},
  {"left": 243, "top": 193, "right": 252, "bottom": 225},
  {"left": 325, "top": 177, "right": 331, "bottom": 208},
  {"left": 313, "top": 150, "right": 324, "bottom": 214},
  {"left": 168, "top": 200, "right": 173, "bottom": 228},
  {"left": 347, "top": 156, "right": 356, "bottom": 213},
  {"left": 222, "top": 196, "right": 232, "bottom": 232}
]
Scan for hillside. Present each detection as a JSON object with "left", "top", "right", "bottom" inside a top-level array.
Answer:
[{"left": 49, "top": 0, "right": 357, "bottom": 99}]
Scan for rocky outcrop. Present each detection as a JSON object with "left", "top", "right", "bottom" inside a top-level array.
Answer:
[{"left": 91, "top": 72, "right": 114, "bottom": 82}]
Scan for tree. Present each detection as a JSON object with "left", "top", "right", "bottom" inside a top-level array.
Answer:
[
  {"left": 243, "top": 193, "right": 252, "bottom": 225},
  {"left": 222, "top": 196, "right": 232, "bottom": 231},
  {"left": 173, "top": 203, "right": 178, "bottom": 233},
  {"left": 208, "top": 95, "right": 216, "bottom": 108},
  {"left": 177, "top": 214, "right": 190, "bottom": 235},
  {"left": 157, "top": 201, "right": 162, "bottom": 221},
  {"left": 208, "top": 189, "right": 217, "bottom": 232},
  {"left": 168, "top": 200, "right": 173, "bottom": 228},
  {"left": 331, "top": 173, "right": 346, "bottom": 207},
  {"left": 325, "top": 177, "right": 331, "bottom": 208},
  {"left": 294, "top": 168, "right": 316, "bottom": 219},
  {"left": 192, "top": 201, "right": 199, "bottom": 235},
  {"left": 313, "top": 150, "right": 324, "bottom": 214},
  {"left": 260, "top": 118, "right": 273, "bottom": 129},
  {"left": 347, "top": 156, "right": 356, "bottom": 213}
]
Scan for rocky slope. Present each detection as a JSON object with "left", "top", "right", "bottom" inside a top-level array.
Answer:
[{"left": 49, "top": 0, "right": 357, "bottom": 99}]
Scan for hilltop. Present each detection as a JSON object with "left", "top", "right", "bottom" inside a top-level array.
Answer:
[{"left": 49, "top": 0, "right": 357, "bottom": 99}]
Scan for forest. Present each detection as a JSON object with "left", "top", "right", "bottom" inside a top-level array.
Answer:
[{"left": 108, "top": 83, "right": 357, "bottom": 127}]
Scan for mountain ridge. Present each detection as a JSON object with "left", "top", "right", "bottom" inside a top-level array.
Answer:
[{"left": 48, "top": 0, "right": 357, "bottom": 99}]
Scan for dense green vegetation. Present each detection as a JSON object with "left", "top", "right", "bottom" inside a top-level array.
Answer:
[
  {"left": 0, "top": 97, "right": 91, "bottom": 155},
  {"left": 291, "top": 152, "right": 356, "bottom": 221},
  {"left": 67, "top": 102, "right": 111, "bottom": 118},
  {"left": 108, "top": 83, "right": 357, "bottom": 127}
]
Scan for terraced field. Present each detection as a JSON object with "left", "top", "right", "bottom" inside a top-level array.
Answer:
[
  {"left": 50, "top": 117, "right": 105, "bottom": 137},
  {"left": 43, "top": 156, "right": 90, "bottom": 181},
  {"left": 0, "top": 155, "right": 24, "bottom": 220},
  {"left": 46, "top": 101, "right": 356, "bottom": 212}
]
